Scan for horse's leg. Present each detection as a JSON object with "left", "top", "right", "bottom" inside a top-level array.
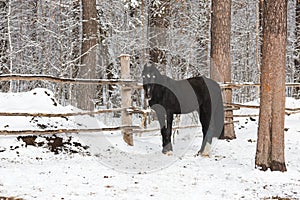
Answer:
[
  {"left": 215, "top": 93, "right": 225, "bottom": 139},
  {"left": 151, "top": 104, "right": 168, "bottom": 153},
  {"left": 162, "top": 112, "right": 173, "bottom": 154},
  {"left": 198, "top": 105, "right": 212, "bottom": 157}
]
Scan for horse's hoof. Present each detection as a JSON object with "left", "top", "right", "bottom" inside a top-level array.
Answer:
[
  {"left": 162, "top": 143, "right": 173, "bottom": 154},
  {"left": 163, "top": 151, "right": 173, "bottom": 156},
  {"left": 195, "top": 151, "right": 210, "bottom": 157},
  {"left": 201, "top": 153, "right": 210, "bottom": 158}
]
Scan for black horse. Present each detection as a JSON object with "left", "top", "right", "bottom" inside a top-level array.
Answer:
[{"left": 142, "top": 64, "right": 224, "bottom": 156}]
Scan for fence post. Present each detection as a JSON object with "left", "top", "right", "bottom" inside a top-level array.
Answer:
[{"left": 120, "top": 54, "right": 133, "bottom": 146}]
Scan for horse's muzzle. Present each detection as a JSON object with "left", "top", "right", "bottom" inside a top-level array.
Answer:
[{"left": 145, "top": 87, "right": 152, "bottom": 99}]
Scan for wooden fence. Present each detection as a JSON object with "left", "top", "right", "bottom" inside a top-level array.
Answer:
[
  {"left": 0, "top": 54, "right": 141, "bottom": 145},
  {"left": 1, "top": 55, "right": 300, "bottom": 146}
]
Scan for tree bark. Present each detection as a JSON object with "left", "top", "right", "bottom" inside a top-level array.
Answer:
[
  {"left": 76, "top": 0, "right": 98, "bottom": 110},
  {"left": 149, "top": 0, "right": 170, "bottom": 72},
  {"left": 294, "top": 0, "right": 300, "bottom": 96},
  {"left": 255, "top": 0, "right": 287, "bottom": 172},
  {"left": 210, "top": 0, "right": 236, "bottom": 139},
  {"left": 0, "top": 0, "right": 10, "bottom": 92}
]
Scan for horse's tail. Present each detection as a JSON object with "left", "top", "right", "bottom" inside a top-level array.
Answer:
[{"left": 218, "top": 126, "right": 225, "bottom": 139}]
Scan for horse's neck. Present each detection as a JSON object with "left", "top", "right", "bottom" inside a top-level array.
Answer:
[{"left": 161, "top": 75, "right": 173, "bottom": 84}]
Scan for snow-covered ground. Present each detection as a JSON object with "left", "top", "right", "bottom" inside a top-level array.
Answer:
[{"left": 0, "top": 88, "right": 300, "bottom": 200}]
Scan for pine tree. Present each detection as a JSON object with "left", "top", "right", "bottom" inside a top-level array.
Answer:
[
  {"left": 210, "top": 0, "right": 236, "bottom": 139},
  {"left": 255, "top": 0, "right": 287, "bottom": 172},
  {"left": 76, "top": 0, "right": 98, "bottom": 110}
]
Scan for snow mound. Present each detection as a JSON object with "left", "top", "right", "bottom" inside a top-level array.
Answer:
[
  {"left": 0, "top": 88, "right": 65, "bottom": 113},
  {"left": 0, "top": 88, "right": 105, "bottom": 131}
]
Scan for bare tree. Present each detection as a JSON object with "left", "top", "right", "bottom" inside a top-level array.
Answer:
[
  {"left": 76, "top": 0, "right": 98, "bottom": 110},
  {"left": 210, "top": 0, "right": 236, "bottom": 139},
  {"left": 255, "top": 0, "right": 287, "bottom": 172}
]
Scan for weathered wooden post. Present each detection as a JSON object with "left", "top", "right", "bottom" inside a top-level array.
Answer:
[{"left": 120, "top": 54, "right": 133, "bottom": 146}]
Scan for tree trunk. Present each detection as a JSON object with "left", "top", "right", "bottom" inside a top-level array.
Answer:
[
  {"left": 210, "top": 0, "right": 236, "bottom": 139},
  {"left": 149, "top": 0, "right": 170, "bottom": 72},
  {"left": 255, "top": 0, "right": 287, "bottom": 172},
  {"left": 294, "top": 0, "right": 300, "bottom": 96},
  {"left": 76, "top": 0, "right": 98, "bottom": 110},
  {"left": 0, "top": 1, "right": 10, "bottom": 92}
]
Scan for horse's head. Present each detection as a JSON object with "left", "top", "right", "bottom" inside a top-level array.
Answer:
[{"left": 142, "top": 64, "right": 161, "bottom": 99}]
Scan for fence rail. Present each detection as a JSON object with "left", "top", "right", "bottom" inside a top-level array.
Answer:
[
  {"left": 1, "top": 57, "right": 300, "bottom": 142},
  {"left": 0, "top": 126, "right": 140, "bottom": 136},
  {"left": 0, "top": 107, "right": 148, "bottom": 118},
  {"left": 0, "top": 74, "right": 135, "bottom": 85},
  {"left": 225, "top": 102, "right": 300, "bottom": 115},
  {"left": 220, "top": 82, "right": 300, "bottom": 88},
  {"left": 3, "top": 74, "right": 300, "bottom": 88}
]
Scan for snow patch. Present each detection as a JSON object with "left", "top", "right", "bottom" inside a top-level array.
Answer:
[{"left": 0, "top": 89, "right": 299, "bottom": 199}]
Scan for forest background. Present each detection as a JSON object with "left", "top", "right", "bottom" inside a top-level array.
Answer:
[{"left": 0, "top": 0, "right": 299, "bottom": 109}]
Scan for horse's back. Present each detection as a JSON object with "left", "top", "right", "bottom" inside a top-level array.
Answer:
[
  {"left": 166, "top": 76, "right": 210, "bottom": 114},
  {"left": 156, "top": 75, "right": 221, "bottom": 114},
  {"left": 188, "top": 76, "right": 222, "bottom": 98},
  {"left": 186, "top": 76, "right": 212, "bottom": 101}
]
